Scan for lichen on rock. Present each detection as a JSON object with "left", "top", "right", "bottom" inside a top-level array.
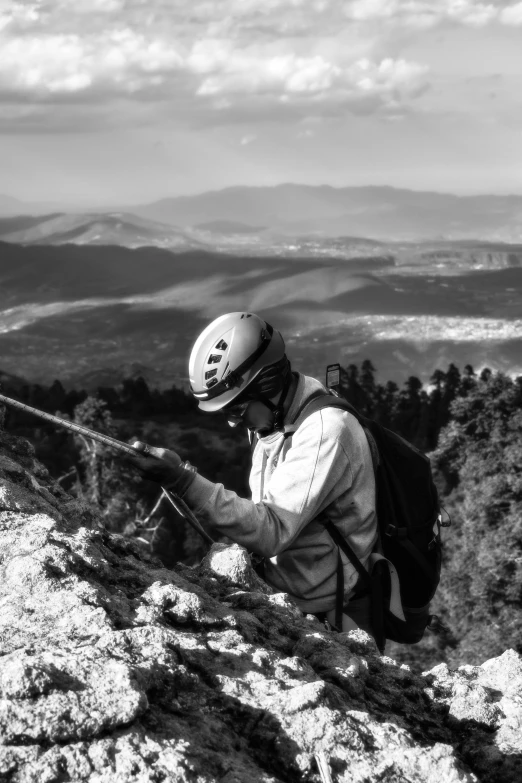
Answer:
[{"left": 0, "top": 427, "right": 520, "bottom": 782}]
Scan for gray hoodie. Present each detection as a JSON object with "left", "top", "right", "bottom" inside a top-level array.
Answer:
[{"left": 179, "top": 372, "right": 378, "bottom": 614}]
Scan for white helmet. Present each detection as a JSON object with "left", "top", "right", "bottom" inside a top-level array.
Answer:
[{"left": 189, "top": 312, "right": 286, "bottom": 412}]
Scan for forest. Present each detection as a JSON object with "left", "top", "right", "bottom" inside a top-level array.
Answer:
[{"left": 1, "top": 360, "right": 521, "bottom": 672}]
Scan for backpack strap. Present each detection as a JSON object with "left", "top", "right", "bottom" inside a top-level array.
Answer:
[
  {"left": 335, "top": 549, "right": 344, "bottom": 632},
  {"left": 289, "top": 392, "right": 357, "bottom": 427},
  {"left": 285, "top": 393, "right": 385, "bottom": 645},
  {"left": 324, "top": 519, "right": 372, "bottom": 590},
  {"left": 286, "top": 395, "right": 380, "bottom": 470},
  {"left": 283, "top": 390, "right": 332, "bottom": 437}
]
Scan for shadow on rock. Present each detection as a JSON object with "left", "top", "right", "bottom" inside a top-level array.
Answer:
[{"left": 0, "top": 426, "right": 521, "bottom": 782}]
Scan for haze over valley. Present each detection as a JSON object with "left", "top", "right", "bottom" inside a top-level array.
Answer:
[
  {"left": 1, "top": 192, "right": 522, "bottom": 392},
  {"left": 2, "top": 184, "right": 522, "bottom": 245}
]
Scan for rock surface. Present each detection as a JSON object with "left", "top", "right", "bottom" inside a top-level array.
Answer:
[{"left": 0, "top": 426, "right": 521, "bottom": 782}]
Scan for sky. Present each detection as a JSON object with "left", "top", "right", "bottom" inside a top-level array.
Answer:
[{"left": 1, "top": 0, "right": 521, "bottom": 205}]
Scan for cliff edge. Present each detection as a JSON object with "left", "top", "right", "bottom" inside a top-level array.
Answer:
[{"left": 0, "top": 426, "right": 520, "bottom": 783}]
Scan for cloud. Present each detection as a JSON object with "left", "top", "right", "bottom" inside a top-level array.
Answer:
[
  {"left": 240, "top": 134, "right": 257, "bottom": 145},
  {"left": 345, "top": 0, "right": 502, "bottom": 28},
  {"left": 0, "top": 2, "right": 41, "bottom": 29},
  {"left": 347, "top": 57, "right": 428, "bottom": 94},
  {"left": 188, "top": 40, "right": 429, "bottom": 115},
  {"left": 191, "top": 47, "right": 345, "bottom": 96},
  {"left": 0, "top": 0, "right": 518, "bottom": 133},
  {"left": 499, "top": 2, "right": 522, "bottom": 25},
  {"left": 0, "top": 28, "right": 184, "bottom": 97}
]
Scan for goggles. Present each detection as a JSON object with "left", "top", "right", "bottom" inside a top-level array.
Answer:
[
  {"left": 224, "top": 400, "right": 251, "bottom": 416},
  {"left": 224, "top": 400, "right": 252, "bottom": 428}
]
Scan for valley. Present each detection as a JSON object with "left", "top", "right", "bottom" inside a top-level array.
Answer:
[
  {"left": 1, "top": 236, "right": 522, "bottom": 390},
  {"left": 1, "top": 184, "right": 522, "bottom": 392}
]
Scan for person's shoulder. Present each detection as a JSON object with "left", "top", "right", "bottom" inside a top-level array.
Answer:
[
  {"left": 298, "top": 402, "right": 361, "bottom": 439},
  {"left": 317, "top": 402, "right": 360, "bottom": 428},
  {"left": 318, "top": 406, "right": 370, "bottom": 459}
]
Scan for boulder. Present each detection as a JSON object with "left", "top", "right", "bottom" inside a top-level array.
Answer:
[{"left": 0, "top": 426, "right": 520, "bottom": 782}]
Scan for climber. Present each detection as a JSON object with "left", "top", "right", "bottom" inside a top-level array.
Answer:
[{"left": 127, "top": 312, "right": 378, "bottom": 637}]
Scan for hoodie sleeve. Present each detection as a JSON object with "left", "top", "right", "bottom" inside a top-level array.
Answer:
[{"left": 175, "top": 409, "right": 355, "bottom": 557}]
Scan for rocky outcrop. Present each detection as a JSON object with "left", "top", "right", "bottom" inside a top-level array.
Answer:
[{"left": 0, "top": 426, "right": 521, "bottom": 783}]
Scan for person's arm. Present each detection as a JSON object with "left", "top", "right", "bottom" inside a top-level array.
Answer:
[{"left": 175, "top": 410, "right": 353, "bottom": 557}]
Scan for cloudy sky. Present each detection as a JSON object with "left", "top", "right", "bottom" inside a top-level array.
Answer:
[{"left": 1, "top": 0, "right": 521, "bottom": 205}]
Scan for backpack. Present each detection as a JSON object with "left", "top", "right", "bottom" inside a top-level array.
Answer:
[{"left": 289, "top": 393, "right": 447, "bottom": 653}]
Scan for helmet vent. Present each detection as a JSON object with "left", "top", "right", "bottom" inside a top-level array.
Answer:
[
  {"left": 215, "top": 339, "right": 228, "bottom": 350},
  {"left": 206, "top": 378, "right": 218, "bottom": 389},
  {"left": 208, "top": 354, "right": 222, "bottom": 364},
  {"left": 205, "top": 369, "right": 217, "bottom": 380}
]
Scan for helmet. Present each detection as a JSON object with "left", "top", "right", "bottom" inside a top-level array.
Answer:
[{"left": 189, "top": 312, "right": 286, "bottom": 412}]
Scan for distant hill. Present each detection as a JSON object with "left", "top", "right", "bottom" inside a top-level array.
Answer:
[
  {"left": 0, "top": 241, "right": 384, "bottom": 307},
  {"left": 0, "top": 214, "right": 63, "bottom": 236},
  {"left": 193, "top": 220, "right": 266, "bottom": 234},
  {"left": 0, "top": 212, "right": 207, "bottom": 251},
  {"left": 132, "top": 184, "right": 522, "bottom": 243},
  {"left": 4, "top": 185, "right": 522, "bottom": 243}
]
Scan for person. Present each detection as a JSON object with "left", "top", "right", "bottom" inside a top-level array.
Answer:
[{"left": 127, "top": 312, "right": 378, "bottom": 636}]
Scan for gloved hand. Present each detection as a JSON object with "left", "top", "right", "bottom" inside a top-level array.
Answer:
[{"left": 126, "top": 441, "right": 187, "bottom": 487}]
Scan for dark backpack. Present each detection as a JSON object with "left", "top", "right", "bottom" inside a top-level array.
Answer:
[{"left": 290, "top": 394, "right": 447, "bottom": 653}]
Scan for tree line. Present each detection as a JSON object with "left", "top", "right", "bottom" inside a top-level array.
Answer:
[
  {"left": 1, "top": 362, "right": 503, "bottom": 535},
  {"left": 3, "top": 359, "right": 488, "bottom": 450},
  {"left": 339, "top": 359, "right": 489, "bottom": 451},
  {"left": 5, "top": 376, "right": 198, "bottom": 421}
]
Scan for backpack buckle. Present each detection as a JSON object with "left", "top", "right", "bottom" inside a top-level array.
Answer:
[{"left": 440, "top": 507, "right": 452, "bottom": 527}]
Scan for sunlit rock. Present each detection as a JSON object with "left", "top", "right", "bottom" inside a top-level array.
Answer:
[{"left": 0, "top": 424, "right": 520, "bottom": 782}]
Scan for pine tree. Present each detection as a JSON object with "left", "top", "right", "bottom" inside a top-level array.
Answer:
[
  {"left": 73, "top": 396, "right": 141, "bottom": 530},
  {"left": 379, "top": 380, "right": 399, "bottom": 428},
  {"left": 460, "top": 364, "right": 477, "bottom": 396},
  {"left": 441, "top": 363, "right": 461, "bottom": 423},
  {"left": 341, "top": 363, "right": 368, "bottom": 412},
  {"left": 360, "top": 359, "right": 377, "bottom": 417},
  {"left": 395, "top": 375, "right": 426, "bottom": 445},
  {"left": 48, "top": 380, "right": 67, "bottom": 413}
]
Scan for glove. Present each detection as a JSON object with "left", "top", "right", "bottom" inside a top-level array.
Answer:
[{"left": 126, "top": 441, "right": 196, "bottom": 495}]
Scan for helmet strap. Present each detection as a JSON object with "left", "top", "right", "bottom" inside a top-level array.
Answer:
[{"left": 260, "top": 371, "right": 294, "bottom": 433}]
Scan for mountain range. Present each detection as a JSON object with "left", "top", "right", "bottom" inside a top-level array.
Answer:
[
  {"left": 0, "top": 212, "right": 205, "bottom": 251},
  {"left": 134, "top": 184, "right": 522, "bottom": 242},
  {"left": 2, "top": 185, "right": 522, "bottom": 243}
]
